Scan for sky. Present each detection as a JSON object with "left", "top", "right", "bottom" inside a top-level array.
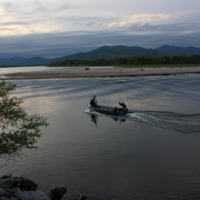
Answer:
[{"left": 0, "top": 0, "right": 200, "bottom": 58}]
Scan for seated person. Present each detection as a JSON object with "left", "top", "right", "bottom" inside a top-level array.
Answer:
[{"left": 112, "top": 107, "right": 118, "bottom": 113}]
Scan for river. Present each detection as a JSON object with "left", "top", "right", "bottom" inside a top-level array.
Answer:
[{"left": 1, "top": 68, "right": 200, "bottom": 199}]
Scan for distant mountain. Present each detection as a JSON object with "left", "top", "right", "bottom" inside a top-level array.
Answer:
[
  {"left": 1, "top": 45, "right": 200, "bottom": 66},
  {"left": 5, "top": 57, "right": 27, "bottom": 66},
  {"left": 0, "top": 57, "right": 53, "bottom": 66},
  {"left": 0, "top": 58, "right": 9, "bottom": 65},
  {"left": 57, "top": 45, "right": 171, "bottom": 62},
  {"left": 156, "top": 45, "right": 200, "bottom": 55},
  {"left": 16, "top": 57, "right": 52, "bottom": 66}
]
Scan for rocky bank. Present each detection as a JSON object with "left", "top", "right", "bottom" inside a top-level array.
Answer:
[{"left": 0, "top": 174, "right": 86, "bottom": 200}]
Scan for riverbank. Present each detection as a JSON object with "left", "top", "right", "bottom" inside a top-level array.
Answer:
[
  {"left": 0, "top": 175, "right": 64, "bottom": 200},
  {"left": 3, "top": 66, "right": 200, "bottom": 79},
  {"left": 0, "top": 174, "right": 86, "bottom": 200}
]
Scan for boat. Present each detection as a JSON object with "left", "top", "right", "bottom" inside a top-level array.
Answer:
[{"left": 88, "top": 104, "right": 129, "bottom": 116}]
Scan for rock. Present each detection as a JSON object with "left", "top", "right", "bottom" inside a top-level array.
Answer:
[
  {"left": 0, "top": 178, "right": 9, "bottom": 185},
  {"left": 79, "top": 196, "right": 87, "bottom": 200},
  {"left": 0, "top": 183, "right": 5, "bottom": 189},
  {"left": 10, "top": 197, "right": 18, "bottom": 200},
  {"left": 29, "top": 186, "right": 37, "bottom": 191},
  {"left": 1, "top": 197, "right": 17, "bottom": 200},
  {"left": 0, "top": 178, "right": 16, "bottom": 189},
  {"left": 14, "top": 188, "right": 33, "bottom": 200},
  {"left": 5, "top": 180, "right": 17, "bottom": 189},
  {"left": 1, "top": 197, "right": 18, "bottom": 200},
  {"left": 0, "top": 175, "right": 77, "bottom": 200},
  {"left": 3, "top": 188, "right": 16, "bottom": 198},
  {"left": 0, "top": 188, "right": 6, "bottom": 195},
  {"left": 51, "top": 186, "right": 67, "bottom": 200},
  {"left": 18, "top": 176, "right": 38, "bottom": 191},
  {"left": 77, "top": 193, "right": 87, "bottom": 200},
  {"left": 29, "top": 190, "right": 50, "bottom": 200},
  {"left": 1, "top": 174, "right": 12, "bottom": 179},
  {"left": 1, "top": 197, "right": 11, "bottom": 200}
]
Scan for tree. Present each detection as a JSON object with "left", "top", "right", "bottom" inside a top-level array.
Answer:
[{"left": 0, "top": 80, "right": 49, "bottom": 159}]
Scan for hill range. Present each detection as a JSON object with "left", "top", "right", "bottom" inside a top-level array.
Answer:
[{"left": 1, "top": 45, "right": 200, "bottom": 66}]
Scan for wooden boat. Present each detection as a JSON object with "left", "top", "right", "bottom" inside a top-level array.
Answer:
[{"left": 88, "top": 104, "right": 129, "bottom": 116}]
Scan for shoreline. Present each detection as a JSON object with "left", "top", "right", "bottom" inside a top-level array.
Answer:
[
  {"left": 0, "top": 174, "right": 75, "bottom": 200},
  {"left": 2, "top": 67, "right": 200, "bottom": 79}
]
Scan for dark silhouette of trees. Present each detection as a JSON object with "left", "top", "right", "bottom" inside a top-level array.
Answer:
[{"left": 49, "top": 55, "right": 200, "bottom": 67}]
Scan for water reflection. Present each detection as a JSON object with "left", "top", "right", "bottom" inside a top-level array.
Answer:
[
  {"left": 91, "top": 114, "right": 98, "bottom": 127},
  {"left": 112, "top": 117, "right": 126, "bottom": 124},
  {"left": 90, "top": 113, "right": 126, "bottom": 127},
  {"left": 0, "top": 131, "right": 39, "bottom": 162}
]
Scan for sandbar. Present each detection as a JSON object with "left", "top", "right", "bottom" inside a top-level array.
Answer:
[{"left": 2, "top": 67, "right": 200, "bottom": 79}]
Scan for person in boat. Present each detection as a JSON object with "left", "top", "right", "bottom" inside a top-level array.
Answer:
[
  {"left": 112, "top": 107, "right": 118, "bottom": 113},
  {"left": 90, "top": 95, "right": 97, "bottom": 107},
  {"left": 119, "top": 102, "right": 126, "bottom": 109},
  {"left": 119, "top": 102, "right": 128, "bottom": 113}
]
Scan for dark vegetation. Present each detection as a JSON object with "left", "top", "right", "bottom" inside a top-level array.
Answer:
[
  {"left": 49, "top": 55, "right": 200, "bottom": 67},
  {"left": 0, "top": 81, "right": 49, "bottom": 160}
]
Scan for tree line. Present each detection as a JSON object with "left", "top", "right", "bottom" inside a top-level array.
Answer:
[{"left": 49, "top": 55, "right": 200, "bottom": 66}]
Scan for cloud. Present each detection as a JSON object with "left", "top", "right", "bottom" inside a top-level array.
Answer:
[
  {"left": 0, "top": 23, "right": 61, "bottom": 35},
  {"left": 0, "top": 2, "right": 15, "bottom": 12},
  {"left": 1, "top": 1, "right": 199, "bottom": 38},
  {"left": 125, "top": 22, "right": 200, "bottom": 35},
  {"left": 0, "top": 28, "right": 200, "bottom": 58},
  {"left": 0, "top": 1, "right": 200, "bottom": 58},
  {"left": 120, "top": 13, "right": 172, "bottom": 25},
  {"left": 0, "top": 2, "right": 73, "bottom": 35},
  {"left": 55, "top": 5, "right": 69, "bottom": 12},
  {"left": 108, "top": 10, "right": 199, "bottom": 27}
]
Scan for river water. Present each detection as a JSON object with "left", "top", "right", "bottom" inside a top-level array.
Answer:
[{"left": 1, "top": 68, "right": 200, "bottom": 199}]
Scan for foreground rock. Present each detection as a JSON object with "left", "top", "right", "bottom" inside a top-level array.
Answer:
[
  {"left": 0, "top": 174, "right": 86, "bottom": 200},
  {"left": 51, "top": 187, "right": 67, "bottom": 200}
]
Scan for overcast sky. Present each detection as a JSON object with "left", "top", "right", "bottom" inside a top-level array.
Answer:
[{"left": 1, "top": 0, "right": 200, "bottom": 58}]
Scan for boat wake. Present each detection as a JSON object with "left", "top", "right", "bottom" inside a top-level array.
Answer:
[
  {"left": 127, "top": 111, "right": 200, "bottom": 135},
  {"left": 85, "top": 109, "right": 103, "bottom": 116},
  {"left": 85, "top": 109, "right": 200, "bottom": 135}
]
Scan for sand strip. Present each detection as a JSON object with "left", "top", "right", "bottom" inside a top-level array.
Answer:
[{"left": 2, "top": 67, "right": 200, "bottom": 79}]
